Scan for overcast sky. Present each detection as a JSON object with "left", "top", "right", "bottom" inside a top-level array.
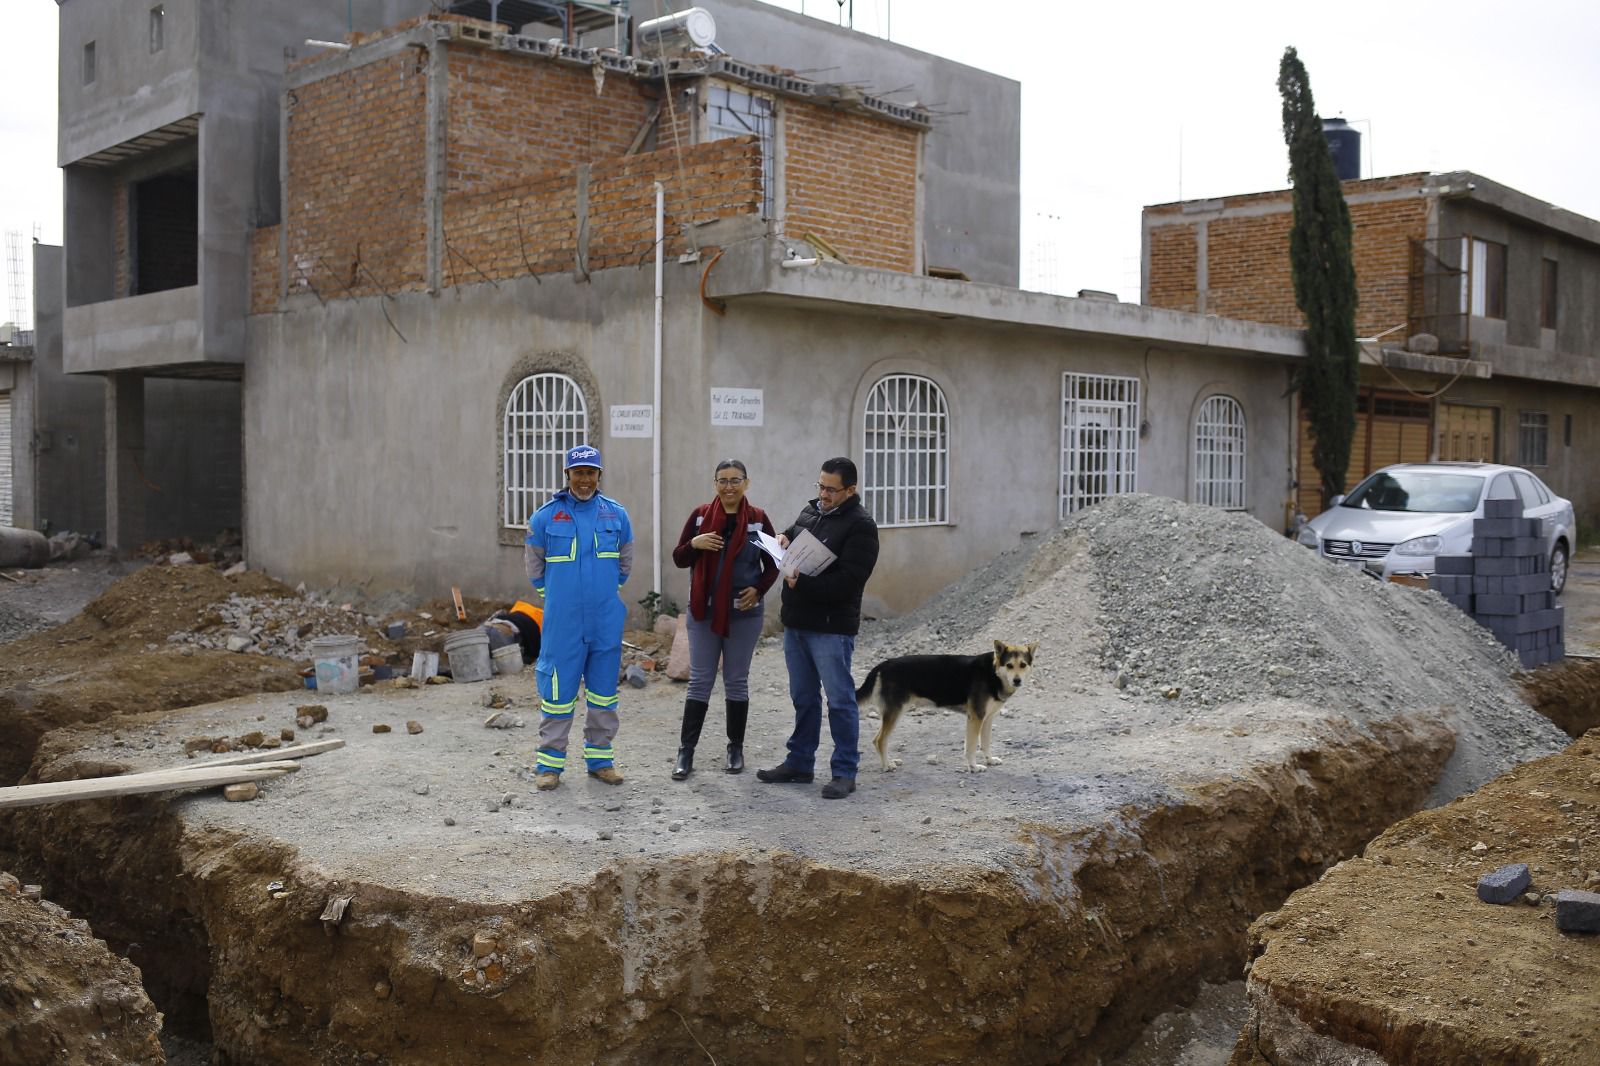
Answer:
[{"left": 5, "top": 0, "right": 1599, "bottom": 324}]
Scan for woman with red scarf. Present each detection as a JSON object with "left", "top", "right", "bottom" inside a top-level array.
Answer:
[{"left": 669, "top": 459, "right": 780, "bottom": 779}]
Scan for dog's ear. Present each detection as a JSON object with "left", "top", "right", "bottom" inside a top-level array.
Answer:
[
  {"left": 993, "top": 639, "right": 1006, "bottom": 661},
  {"left": 1025, "top": 641, "right": 1038, "bottom": 661}
]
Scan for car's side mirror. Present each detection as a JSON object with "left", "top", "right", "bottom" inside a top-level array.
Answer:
[{"left": 1330, "top": 494, "right": 1346, "bottom": 507}]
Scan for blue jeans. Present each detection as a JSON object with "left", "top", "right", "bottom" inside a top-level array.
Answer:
[{"left": 782, "top": 628, "right": 859, "bottom": 780}]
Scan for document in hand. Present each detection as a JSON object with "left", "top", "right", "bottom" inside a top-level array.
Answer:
[
  {"left": 754, "top": 529, "right": 787, "bottom": 565},
  {"left": 778, "top": 529, "right": 836, "bottom": 578}
]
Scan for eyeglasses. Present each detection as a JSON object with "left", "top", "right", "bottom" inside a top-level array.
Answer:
[
  {"left": 815, "top": 482, "right": 850, "bottom": 496},
  {"left": 715, "top": 477, "right": 746, "bottom": 487}
]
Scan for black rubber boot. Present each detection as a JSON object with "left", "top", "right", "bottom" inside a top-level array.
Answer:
[
  {"left": 672, "top": 746, "right": 694, "bottom": 781},
  {"left": 673, "top": 699, "right": 709, "bottom": 781},
  {"left": 724, "top": 699, "right": 749, "bottom": 774}
]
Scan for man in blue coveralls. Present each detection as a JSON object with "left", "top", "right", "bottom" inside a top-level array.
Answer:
[{"left": 525, "top": 444, "right": 634, "bottom": 790}]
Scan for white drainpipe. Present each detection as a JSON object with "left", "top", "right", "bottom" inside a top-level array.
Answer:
[{"left": 652, "top": 181, "right": 664, "bottom": 596}]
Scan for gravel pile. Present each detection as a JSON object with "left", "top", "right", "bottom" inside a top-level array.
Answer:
[
  {"left": 864, "top": 493, "right": 1568, "bottom": 803},
  {"left": 0, "top": 603, "right": 53, "bottom": 646},
  {"left": 165, "top": 590, "right": 383, "bottom": 659}
]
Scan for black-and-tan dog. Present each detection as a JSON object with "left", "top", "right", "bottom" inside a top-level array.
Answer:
[{"left": 856, "top": 641, "right": 1038, "bottom": 774}]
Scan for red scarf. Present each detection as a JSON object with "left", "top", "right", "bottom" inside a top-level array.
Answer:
[{"left": 690, "top": 496, "right": 750, "bottom": 638}]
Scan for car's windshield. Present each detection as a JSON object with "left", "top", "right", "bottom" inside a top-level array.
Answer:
[{"left": 1341, "top": 471, "right": 1484, "bottom": 513}]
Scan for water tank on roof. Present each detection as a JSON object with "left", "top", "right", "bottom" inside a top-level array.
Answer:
[
  {"left": 1321, "top": 117, "right": 1361, "bottom": 182},
  {"left": 637, "top": 7, "right": 717, "bottom": 56}
]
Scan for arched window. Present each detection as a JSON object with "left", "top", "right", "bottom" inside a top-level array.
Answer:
[
  {"left": 1193, "top": 394, "right": 1246, "bottom": 510},
  {"left": 503, "top": 373, "right": 588, "bottom": 528},
  {"left": 862, "top": 374, "right": 949, "bottom": 527}
]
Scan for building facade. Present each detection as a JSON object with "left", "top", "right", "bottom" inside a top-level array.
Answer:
[{"left": 1143, "top": 171, "right": 1600, "bottom": 530}]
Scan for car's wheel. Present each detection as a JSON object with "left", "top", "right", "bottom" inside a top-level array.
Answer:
[{"left": 1550, "top": 540, "right": 1569, "bottom": 596}]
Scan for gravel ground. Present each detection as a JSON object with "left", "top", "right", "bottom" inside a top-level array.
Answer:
[{"left": 0, "top": 553, "right": 143, "bottom": 644}]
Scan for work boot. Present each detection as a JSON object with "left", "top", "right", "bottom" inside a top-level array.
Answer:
[
  {"left": 589, "top": 766, "right": 625, "bottom": 785},
  {"left": 755, "top": 764, "right": 813, "bottom": 784},
  {"left": 534, "top": 772, "right": 560, "bottom": 791},
  {"left": 672, "top": 746, "right": 695, "bottom": 781},
  {"left": 724, "top": 699, "right": 748, "bottom": 774},
  {"left": 820, "top": 777, "right": 856, "bottom": 800}
]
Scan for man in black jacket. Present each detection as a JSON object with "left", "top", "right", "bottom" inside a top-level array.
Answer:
[{"left": 757, "top": 457, "right": 880, "bottom": 799}]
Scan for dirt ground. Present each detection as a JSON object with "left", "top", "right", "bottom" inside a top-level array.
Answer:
[{"left": 1, "top": 515, "right": 1596, "bottom": 1065}]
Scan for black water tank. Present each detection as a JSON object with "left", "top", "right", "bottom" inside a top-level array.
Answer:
[{"left": 1322, "top": 117, "right": 1361, "bottom": 181}]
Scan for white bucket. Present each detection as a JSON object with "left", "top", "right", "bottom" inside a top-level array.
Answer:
[
  {"left": 443, "top": 629, "right": 493, "bottom": 683},
  {"left": 308, "top": 634, "right": 361, "bottom": 695},
  {"left": 491, "top": 643, "right": 524, "bottom": 676}
]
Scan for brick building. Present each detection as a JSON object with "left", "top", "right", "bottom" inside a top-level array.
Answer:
[{"left": 1143, "top": 172, "right": 1600, "bottom": 529}]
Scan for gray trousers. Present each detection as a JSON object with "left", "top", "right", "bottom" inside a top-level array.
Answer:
[{"left": 685, "top": 610, "right": 763, "bottom": 702}]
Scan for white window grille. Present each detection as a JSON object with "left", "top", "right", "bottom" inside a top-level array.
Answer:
[
  {"left": 704, "top": 82, "right": 774, "bottom": 219},
  {"left": 503, "top": 373, "right": 588, "bottom": 528},
  {"left": 1193, "top": 395, "right": 1247, "bottom": 510},
  {"left": 862, "top": 374, "right": 949, "bottom": 527},
  {"left": 1061, "top": 372, "right": 1140, "bottom": 518}
]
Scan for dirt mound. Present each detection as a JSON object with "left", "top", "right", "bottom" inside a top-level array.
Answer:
[
  {"left": 0, "top": 561, "right": 516, "bottom": 787},
  {"left": 0, "top": 872, "right": 165, "bottom": 1065},
  {"left": 1520, "top": 656, "right": 1600, "bottom": 738},
  {"left": 1231, "top": 730, "right": 1600, "bottom": 1065}
]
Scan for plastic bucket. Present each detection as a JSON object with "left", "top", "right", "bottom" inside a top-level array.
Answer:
[
  {"left": 491, "top": 643, "right": 524, "bottom": 676},
  {"left": 308, "top": 635, "right": 361, "bottom": 695},
  {"left": 443, "top": 629, "right": 493, "bottom": 683}
]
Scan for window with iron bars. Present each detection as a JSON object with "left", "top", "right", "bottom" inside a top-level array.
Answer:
[
  {"left": 1193, "top": 395, "right": 1246, "bottom": 510},
  {"left": 503, "top": 373, "right": 589, "bottom": 528},
  {"left": 862, "top": 374, "right": 949, "bottom": 527},
  {"left": 1061, "top": 372, "right": 1140, "bottom": 518},
  {"left": 1518, "top": 410, "right": 1549, "bottom": 468},
  {"left": 704, "top": 82, "right": 774, "bottom": 219}
]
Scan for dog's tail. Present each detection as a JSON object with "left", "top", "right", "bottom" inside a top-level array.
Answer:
[{"left": 855, "top": 663, "right": 882, "bottom": 701}]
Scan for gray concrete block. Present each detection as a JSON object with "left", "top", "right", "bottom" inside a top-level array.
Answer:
[
  {"left": 1475, "top": 556, "right": 1545, "bottom": 576},
  {"left": 1474, "top": 593, "right": 1519, "bottom": 616},
  {"left": 1436, "top": 554, "right": 1474, "bottom": 575},
  {"left": 1478, "top": 863, "right": 1532, "bottom": 904},
  {"left": 1483, "top": 498, "right": 1523, "bottom": 519},
  {"left": 1555, "top": 889, "right": 1600, "bottom": 932},
  {"left": 1474, "top": 517, "right": 1538, "bottom": 538}
]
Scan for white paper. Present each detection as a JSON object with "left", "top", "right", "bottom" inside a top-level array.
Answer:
[
  {"left": 754, "top": 529, "right": 787, "bottom": 565},
  {"left": 779, "top": 528, "right": 837, "bottom": 578}
]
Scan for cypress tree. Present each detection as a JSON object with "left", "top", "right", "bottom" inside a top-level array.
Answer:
[{"left": 1279, "top": 47, "right": 1359, "bottom": 507}]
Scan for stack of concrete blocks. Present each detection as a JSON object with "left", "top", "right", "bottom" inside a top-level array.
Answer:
[{"left": 1427, "top": 498, "right": 1563, "bottom": 669}]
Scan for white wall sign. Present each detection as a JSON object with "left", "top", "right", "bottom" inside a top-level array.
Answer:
[
  {"left": 610, "top": 404, "right": 654, "bottom": 438},
  {"left": 710, "top": 387, "right": 764, "bottom": 427}
]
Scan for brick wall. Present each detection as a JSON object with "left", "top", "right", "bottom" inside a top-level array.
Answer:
[
  {"left": 1146, "top": 180, "right": 1429, "bottom": 339},
  {"left": 250, "top": 225, "right": 280, "bottom": 314},
  {"left": 284, "top": 52, "right": 431, "bottom": 300},
  {"left": 1146, "top": 224, "right": 1197, "bottom": 312},
  {"left": 442, "top": 136, "right": 762, "bottom": 282},
  {"left": 783, "top": 103, "right": 919, "bottom": 272},
  {"left": 446, "top": 48, "right": 649, "bottom": 195}
]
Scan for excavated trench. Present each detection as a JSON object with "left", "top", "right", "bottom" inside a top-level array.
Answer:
[{"left": 6, "top": 710, "right": 1454, "bottom": 1065}]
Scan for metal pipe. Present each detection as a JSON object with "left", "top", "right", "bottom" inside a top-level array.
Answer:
[{"left": 652, "top": 181, "right": 664, "bottom": 596}]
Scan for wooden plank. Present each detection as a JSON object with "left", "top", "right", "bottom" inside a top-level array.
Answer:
[
  {"left": 0, "top": 762, "right": 300, "bottom": 810},
  {"left": 185, "top": 739, "right": 345, "bottom": 770}
]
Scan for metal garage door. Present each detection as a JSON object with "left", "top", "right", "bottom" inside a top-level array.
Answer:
[
  {"left": 0, "top": 392, "right": 12, "bottom": 527},
  {"left": 1297, "top": 390, "right": 1432, "bottom": 518}
]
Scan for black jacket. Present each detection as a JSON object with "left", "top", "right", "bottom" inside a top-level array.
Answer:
[{"left": 779, "top": 494, "right": 880, "bottom": 635}]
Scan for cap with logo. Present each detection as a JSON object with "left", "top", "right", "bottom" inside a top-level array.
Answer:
[{"left": 564, "top": 444, "right": 603, "bottom": 471}]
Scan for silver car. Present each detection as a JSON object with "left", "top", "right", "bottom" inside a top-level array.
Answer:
[{"left": 1296, "top": 462, "right": 1576, "bottom": 594}]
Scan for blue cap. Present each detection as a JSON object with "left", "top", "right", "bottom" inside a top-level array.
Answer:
[{"left": 564, "top": 444, "right": 603, "bottom": 470}]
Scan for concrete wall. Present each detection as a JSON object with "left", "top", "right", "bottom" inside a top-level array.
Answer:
[
  {"left": 690, "top": 0, "right": 1021, "bottom": 287},
  {"left": 24, "top": 244, "right": 108, "bottom": 536},
  {"left": 246, "top": 261, "right": 1294, "bottom": 616}
]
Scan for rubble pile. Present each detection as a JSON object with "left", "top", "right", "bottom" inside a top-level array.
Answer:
[{"left": 166, "top": 590, "right": 384, "bottom": 660}]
